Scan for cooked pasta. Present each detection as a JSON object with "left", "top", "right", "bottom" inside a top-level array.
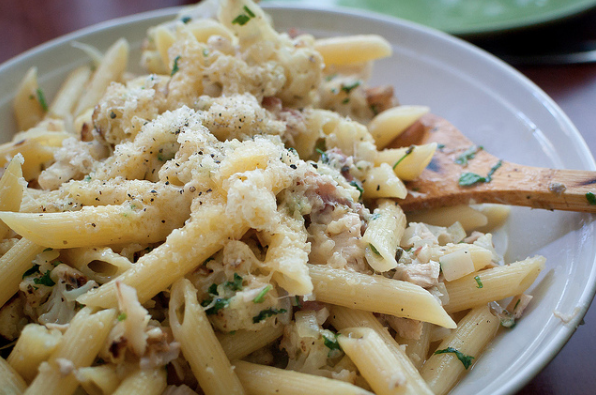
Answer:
[{"left": 0, "top": 0, "right": 545, "bottom": 394}]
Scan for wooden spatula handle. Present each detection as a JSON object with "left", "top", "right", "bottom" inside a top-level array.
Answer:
[{"left": 400, "top": 160, "right": 596, "bottom": 213}]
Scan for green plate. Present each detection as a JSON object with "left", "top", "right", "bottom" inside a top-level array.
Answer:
[{"left": 262, "top": 0, "right": 596, "bottom": 36}]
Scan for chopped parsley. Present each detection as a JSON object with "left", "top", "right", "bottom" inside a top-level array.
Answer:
[
  {"left": 341, "top": 81, "right": 360, "bottom": 94},
  {"left": 437, "top": 143, "right": 446, "bottom": 150},
  {"left": 202, "top": 48, "right": 209, "bottom": 57},
  {"left": 434, "top": 347, "right": 474, "bottom": 369},
  {"left": 252, "top": 308, "right": 287, "bottom": 323},
  {"left": 586, "top": 192, "right": 596, "bottom": 205},
  {"left": 232, "top": 6, "right": 256, "bottom": 26},
  {"left": 117, "top": 312, "right": 127, "bottom": 321},
  {"left": 253, "top": 285, "right": 272, "bottom": 303},
  {"left": 458, "top": 160, "right": 502, "bottom": 187},
  {"left": 514, "top": 299, "right": 521, "bottom": 310},
  {"left": 325, "top": 73, "right": 337, "bottom": 81},
  {"left": 455, "top": 145, "right": 483, "bottom": 167},
  {"left": 84, "top": 175, "right": 92, "bottom": 182},
  {"left": 316, "top": 148, "right": 329, "bottom": 164},
  {"left": 341, "top": 98, "right": 350, "bottom": 104},
  {"left": 33, "top": 270, "right": 55, "bottom": 287},
  {"left": 110, "top": 111, "right": 117, "bottom": 119},
  {"left": 371, "top": 213, "right": 381, "bottom": 221},
  {"left": 474, "top": 275, "right": 483, "bottom": 288},
  {"left": 225, "top": 273, "right": 243, "bottom": 291},
  {"left": 171, "top": 55, "right": 181, "bottom": 76},
  {"left": 22, "top": 264, "right": 40, "bottom": 279},
  {"left": 43, "top": 248, "right": 53, "bottom": 252},
  {"left": 202, "top": 298, "right": 230, "bottom": 315},
  {"left": 181, "top": 16, "right": 191, "bottom": 24},
  {"left": 207, "top": 283, "right": 218, "bottom": 295},
  {"left": 349, "top": 180, "right": 363, "bottom": 199},
  {"left": 36, "top": 88, "right": 48, "bottom": 111},
  {"left": 393, "top": 145, "right": 415, "bottom": 170},
  {"left": 369, "top": 243, "right": 381, "bottom": 256},
  {"left": 322, "top": 331, "right": 341, "bottom": 352}
]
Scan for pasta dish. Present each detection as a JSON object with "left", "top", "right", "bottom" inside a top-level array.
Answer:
[{"left": 0, "top": 1, "right": 544, "bottom": 394}]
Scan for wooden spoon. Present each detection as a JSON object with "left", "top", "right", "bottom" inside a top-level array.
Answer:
[{"left": 391, "top": 114, "right": 596, "bottom": 213}]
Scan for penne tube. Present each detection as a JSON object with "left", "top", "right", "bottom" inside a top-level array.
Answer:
[
  {"left": 309, "top": 264, "right": 456, "bottom": 328},
  {"left": 0, "top": 155, "right": 26, "bottom": 239},
  {"left": 362, "top": 163, "right": 407, "bottom": 199},
  {"left": 420, "top": 305, "right": 500, "bottom": 395},
  {"left": 375, "top": 143, "right": 437, "bottom": 181},
  {"left": 444, "top": 256, "right": 545, "bottom": 313},
  {"left": 217, "top": 324, "right": 284, "bottom": 362},
  {"left": 395, "top": 322, "right": 432, "bottom": 370},
  {"left": 314, "top": 35, "right": 391, "bottom": 66},
  {"left": 77, "top": 365, "right": 121, "bottom": 395},
  {"left": 233, "top": 360, "right": 373, "bottom": 395},
  {"left": 62, "top": 247, "right": 133, "bottom": 284},
  {"left": 112, "top": 368, "right": 167, "bottom": 395},
  {"left": 363, "top": 199, "right": 406, "bottom": 272},
  {"left": 169, "top": 278, "right": 245, "bottom": 395},
  {"left": 8, "top": 324, "right": 63, "bottom": 383},
  {"left": 154, "top": 26, "right": 177, "bottom": 69},
  {"left": 470, "top": 203, "right": 511, "bottom": 233},
  {"left": 338, "top": 327, "right": 415, "bottom": 395},
  {"left": 0, "top": 238, "right": 45, "bottom": 308},
  {"left": 24, "top": 308, "right": 117, "bottom": 395},
  {"left": 368, "top": 106, "right": 430, "bottom": 150},
  {"left": 329, "top": 306, "right": 433, "bottom": 394},
  {"left": 75, "top": 38, "right": 129, "bottom": 115},
  {"left": 47, "top": 66, "right": 92, "bottom": 122},
  {"left": 406, "top": 205, "right": 488, "bottom": 233},
  {"left": 77, "top": 196, "right": 249, "bottom": 308},
  {"left": 13, "top": 67, "right": 45, "bottom": 132},
  {"left": 0, "top": 357, "right": 27, "bottom": 395},
  {"left": 0, "top": 204, "right": 179, "bottom": 249}
]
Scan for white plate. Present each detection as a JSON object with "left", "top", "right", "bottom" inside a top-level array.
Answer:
[{"left": 1, "top": 5, "right": 595, "bottom": 395}]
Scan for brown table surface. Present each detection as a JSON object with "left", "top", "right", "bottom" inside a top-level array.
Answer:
[{"left": 2, "top": 1, "right": 595, "bottom": 394}]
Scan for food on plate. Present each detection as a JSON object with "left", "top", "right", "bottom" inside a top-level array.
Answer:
[{"left": 0, "top": 0, "right": 544, "bottom": 394}]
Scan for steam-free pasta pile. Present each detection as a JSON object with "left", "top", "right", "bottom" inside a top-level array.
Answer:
[{"left": 0, "top": 1, "right": 544, "bottom": 394}]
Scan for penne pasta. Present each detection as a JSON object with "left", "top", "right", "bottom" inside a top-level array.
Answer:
[
  {"left": 444, "top": 256, "right": 545, "bottom": 313},
  {"left": 0, "top": 357, "right": 27, "bottom": 395},
  {"left": 13, "top": 67, "right": 45, "bottom": 132},
  {"left": 363, "top": 199, "right": 406, "bottom": 272},
  {"left": 112, "top": 368, "right": 167, "bottom": 395},
  {"left": 233, "top": 360, "right": 373, "bottom": 395},
  {"left": 24, "top": 308, "right": 116, "bottom": 395},
  {"left": 309, "top": 264, "right": 456, "bottom": 328},
  {"left": 368, "top": 105, "right": 430, "bottom": 149},
  {"left": 169, "top": 278, "right": 245, "bottom": 395},
  {"left": 217, "top": 324, "right": 284, "bottom": 362},
  {"left": 420, "top": 305, "right": 500, "bottom": 395},
  {"left": 314, "top": 35, "right": 392, "bottom": 66}
]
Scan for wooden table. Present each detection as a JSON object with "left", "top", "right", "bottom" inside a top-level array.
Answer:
[{"left": 2, "top": 1, "right": 595, "bottom": 394}]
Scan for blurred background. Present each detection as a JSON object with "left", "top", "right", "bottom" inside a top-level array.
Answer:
[{"left": 1, "top": 1, "right": 595, "bottom": 393}]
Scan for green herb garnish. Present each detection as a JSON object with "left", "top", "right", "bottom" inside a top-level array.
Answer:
[
  {"left": 33, "top": 270, "right": 55, "bottom": 287},
  {"left": 181, "top": 16, "right": 191, "bottom": 24},
  {"left": 232, "top": 6, "right": 255, "bottom": 26},
  {"left": 171, "top": 55, "right": 181, "bottom": 76},
  {"left": 203, "top": 298, "right": 230, "bottom": 315},
  {"left": 434, "top": 347, "right": 474, "bottom": 369},
  {"left": 459, "top": 160, "right": 502, "bottom": 187},
  {"left": 208, "top": 283, "right": 218, "bottom": 295},
  {"left": 322, "top": 331, "right": 341, "bottom": 351},
  {"left": 117, "top": 312, "right": 127, "bottom": 321},
  {"left": 253, "top": 285, "right": 272, "bottom": 303},
  {"left": 474, "top": 275, "right": 483, "bottom": 288},
  {"left": 226, "top": 273, "right": 243, "bottom": 291},
  {"left": 455, "top": 145, "right": 483, "bottom": 167},
  {"left": 22, "top": 265, "right": 40, "bottom": 279},
  {"left": 369, "top": 244, "right": 381, "bottom": 256},
  {"left": 252, "top": 308, "right": 287, "bottom": 323},
  {"left": 371, "top": 213, "right": 381, "bottom": 221},
  {"left": 36, "top": 88, "right": 48, "bottom": 111},
  {"left": 341, "top": 81, "right": 360, "bottom": 94},
  {"left": 316, "top": 148, "right": 329, "bottom": 164},
  {"left": 349, "top": 180, "right": 363, "bottom": 199},
  {"left": 587, "top": 192, "right": 596, "bottom": 205},
  {"left": 393, "top": 145, "right": 415, "bottom": 170}
]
